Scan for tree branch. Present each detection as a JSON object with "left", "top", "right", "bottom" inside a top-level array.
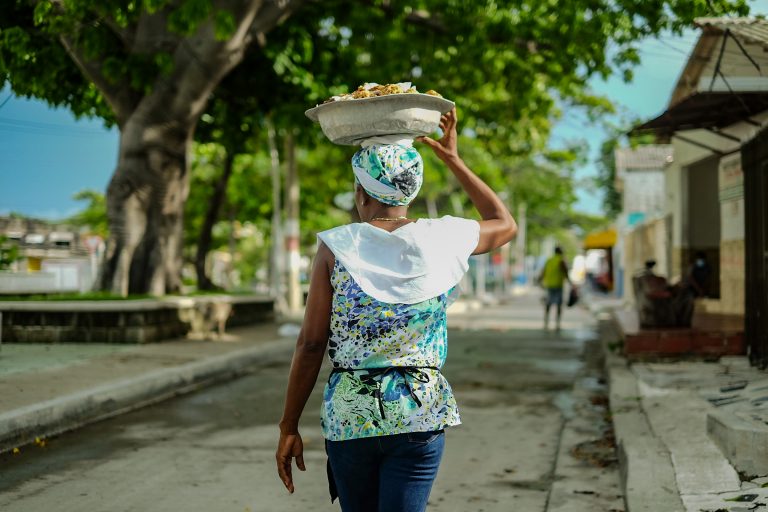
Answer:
[
  {"left": 132, "top": 10, "right": 180, "bottom": 54},
  {"left": 131, "top": 1, "right": 263, "bottom": 124},
  {"left": 58, "top": 34, "right": 139, "bottom": 125},
  {"left": 138, "top": 0, "right": 305, "bottom": 122},
  {"left": 45, "top": 0, "right": 139, "bottom": 124},
  {"left": 101, "top": 16, "right": 135, "bottom": 49},
  {"left": 247, "top": 0, "right": 308, "bottom": 46},
  {"left": 404, "top": 9, "right": 447, "bottom": 33},
  {"left": 361, "top": 0, "right": 448, "bottom": 34}
]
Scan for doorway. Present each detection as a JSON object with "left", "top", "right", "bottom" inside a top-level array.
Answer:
[{"left": 742, "top": 130, "right": 768, "bottom": 368}]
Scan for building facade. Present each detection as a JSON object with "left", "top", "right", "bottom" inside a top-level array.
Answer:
[{"left": 633, "top": 17, "right": 768, "bottom": 364}]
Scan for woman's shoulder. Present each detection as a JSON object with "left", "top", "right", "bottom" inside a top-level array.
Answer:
[
  {"left": 421, "top": 215, "right": 476, "bottom": 226},
  {"left": 318, "top": 222, "right": 359, "bottom": 237}
]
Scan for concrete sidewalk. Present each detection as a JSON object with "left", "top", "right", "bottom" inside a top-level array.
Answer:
[
  {"left": 0, "top": 322, "right": 292, "bottom": 453},
  {"left": 589, "top": 297, "right": 768, "bottom": 512}
]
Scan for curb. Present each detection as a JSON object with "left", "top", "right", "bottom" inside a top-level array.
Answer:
[
  {"left": 600, "top": 319, "right": 685, "bottom": 512},
  {"left": 708, "top": 408, "right": 768, "bottom": 477},
  {"left": 0, "top": 338, "right": 290, "bottom": 454}
]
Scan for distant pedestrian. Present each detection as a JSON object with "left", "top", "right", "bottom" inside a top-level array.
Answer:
[
  {"left": 538, "top": 246, "right": 572, "bottom": 330},
  {"left": 275, "top": 108, "right": 517, "bottom": 512}
]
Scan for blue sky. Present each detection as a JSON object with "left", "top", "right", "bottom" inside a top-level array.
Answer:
[
  {"left": 1, "top": 3, "right": 766, "bottom": 220},
  {"left": 0, "top": 91, "right": 119, "bottom": 220},
  {"left": 552, "top": 30, "right": 701, "bottom": 214}
]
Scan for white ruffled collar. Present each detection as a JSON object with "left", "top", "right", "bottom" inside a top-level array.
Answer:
[{"left": 317, "top": 216, "right": 478, "bottom": 304}]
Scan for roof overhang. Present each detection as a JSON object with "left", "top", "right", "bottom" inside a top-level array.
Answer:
[{"left": 632, "top": 91, "right": 768, "bottom": 137}]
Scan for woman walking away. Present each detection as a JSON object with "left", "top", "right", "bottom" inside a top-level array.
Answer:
[{"left": 276, "top": 108, "right": 517, "bottom": 512}]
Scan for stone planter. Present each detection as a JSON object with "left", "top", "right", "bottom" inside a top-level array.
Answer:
[{"left": 0, "top": 295, "right": 274, "bottom": 343}]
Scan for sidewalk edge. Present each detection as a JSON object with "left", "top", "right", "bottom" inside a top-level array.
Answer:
[
  {"left": 0, "top": 339, "right": 289, "bottom": 454},
  {"left": 601, "top": 318, "right": 686, "bottom": 512}
]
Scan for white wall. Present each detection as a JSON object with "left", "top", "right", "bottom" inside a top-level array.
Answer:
[
  {"left": 623, "top": 169, "right": 665, "bottom": 219},
  {"left": 0, "top": 272, "right": 58, "bottom": 294}
]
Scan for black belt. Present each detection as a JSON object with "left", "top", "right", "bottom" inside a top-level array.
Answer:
[{"left": 329, "top": 366, "right": 439, "bottom": 419}]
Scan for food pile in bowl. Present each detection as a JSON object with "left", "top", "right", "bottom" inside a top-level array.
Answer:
[
  {"left": 323, "top": 82, "right": 442, "bottom": 103},
  {"left": 306, "top": 82, "right": 453, "bottom": 146}
]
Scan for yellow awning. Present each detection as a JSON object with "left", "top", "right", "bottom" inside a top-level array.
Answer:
[{"left": 583, "top": 229, "right": 617, "bottom": 249}]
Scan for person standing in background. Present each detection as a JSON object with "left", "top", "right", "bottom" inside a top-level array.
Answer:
[{"left": 539, "top": 246, "right": 572, "bottom": 330}]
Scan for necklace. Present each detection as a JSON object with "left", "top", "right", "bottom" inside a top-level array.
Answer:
[{"left": 370, "top": 216, "right": 409, "bottom": 222}]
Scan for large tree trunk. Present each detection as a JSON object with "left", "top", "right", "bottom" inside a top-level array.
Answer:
[
  {"left": 194, "top": 150, "right": 235, "bottom": 291},
  {"left": 99, "top": 118, "right": 193, "bottom": 296}
]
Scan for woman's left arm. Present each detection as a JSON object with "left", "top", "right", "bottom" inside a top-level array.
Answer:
[{"left": 276, "top": 242, "right": 334, "bottom": 494}]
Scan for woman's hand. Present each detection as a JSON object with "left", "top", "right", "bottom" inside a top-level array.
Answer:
[
  {"left": 276, "top": 431, "right": 305, "bottom": 493},
  {"left": 417, "top": 107, "right": 459, "bottom": 162}
]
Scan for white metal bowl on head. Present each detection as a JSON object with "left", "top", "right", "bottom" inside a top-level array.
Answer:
[{"left": 305, "top": 93, "right": 455, "bottom": 146}]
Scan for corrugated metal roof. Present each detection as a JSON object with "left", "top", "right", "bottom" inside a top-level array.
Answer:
[
  {"left": 615, "top": 145, "right": 674, "bottom": 172},
  {"left": 695, "top": 17, "right": 768, "bottom": 48},
  {"left": 633, "top": 91, "right": 768, "bottom": 135}
]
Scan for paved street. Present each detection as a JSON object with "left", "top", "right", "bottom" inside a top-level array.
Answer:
[{"left": 0, "top": 294, "right": 623, "bottom": 511}]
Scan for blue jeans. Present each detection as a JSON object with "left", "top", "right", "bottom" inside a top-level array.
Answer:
[{"left": 326, "top": 430, "right": 445, "bottom": 512}]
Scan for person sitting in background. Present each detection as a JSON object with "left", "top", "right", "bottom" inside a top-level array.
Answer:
[
  {"left": 637, "top": 260, "right": 670, "bottom": 299},
  {"left": 686, "top": 251, "right": 712, "bottom": 298},
  {"left": 633, "top": 260, "right": 693, "bottom": 328}
]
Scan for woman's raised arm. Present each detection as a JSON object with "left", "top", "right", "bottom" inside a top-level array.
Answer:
[{"left": 417, "top": 108, "right": 517, "bottom": 254}]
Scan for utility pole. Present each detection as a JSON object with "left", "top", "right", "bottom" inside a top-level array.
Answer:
[
  {"left": 475, "top": 253, "right": 487, "bottom": 301},
  {"left": 283, "top": 129, "right": 302, "bottom": 314},
  {"left": 266, "top": 117, "right": 286, "bottom": 313},
  {"left": 515, "top": 202, "right": 528, "bottom": 284}
]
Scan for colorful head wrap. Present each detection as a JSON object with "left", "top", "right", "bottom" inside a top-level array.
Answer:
[{"left": 351, "top": 144, "right": 424, "bottom": 206}]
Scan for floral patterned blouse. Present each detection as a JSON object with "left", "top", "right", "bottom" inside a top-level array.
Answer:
[{"left": 321, "top": 260, "right": 461, "bottom": 441}]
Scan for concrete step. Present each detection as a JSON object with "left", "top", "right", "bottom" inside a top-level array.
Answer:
[
  {"left": 702, "top": 373, "right": 768, "bottom": 478},
  {"left": 607, "top": 356, "right": 685, "bottom": 511},
  {"left": 634, "top": 380, "right": 746, "bottom": 511},
  {"left": 604, "top": 330, "right": 768, "bottom": 511}
]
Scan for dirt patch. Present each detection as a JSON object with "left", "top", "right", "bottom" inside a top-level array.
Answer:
[{"left": 570, "top": 433, "right": 618, "bottom": 468}]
